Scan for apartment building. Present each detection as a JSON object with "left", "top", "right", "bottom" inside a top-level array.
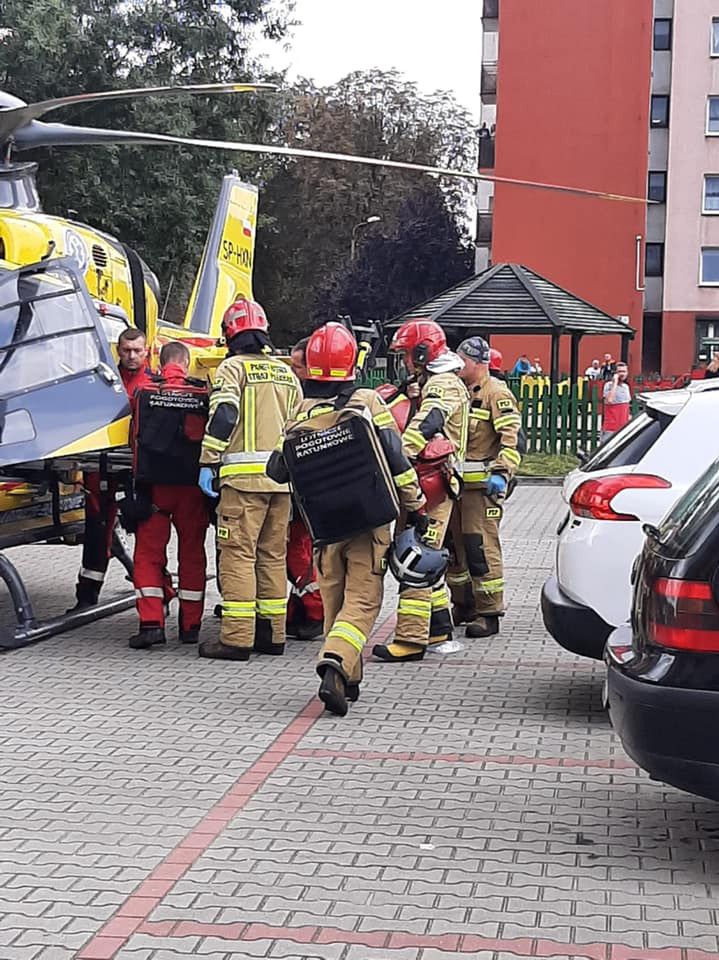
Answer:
[{"left": 478, "top": 0, "right": 719, "bottom": 376}]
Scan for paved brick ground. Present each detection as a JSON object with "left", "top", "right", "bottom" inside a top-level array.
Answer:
[{"left": 2, "top": 487, "right": 719, "bottom": 960}]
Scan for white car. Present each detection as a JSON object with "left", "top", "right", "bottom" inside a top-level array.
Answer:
[{"left": 541, "top": 379, "right": 719, "bottom": 659}]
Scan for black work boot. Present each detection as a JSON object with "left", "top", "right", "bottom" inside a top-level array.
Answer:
[
  {"left": 295, "top": 620, "right": 324, "bottom": 641},
  {"left": 254, "top": 618, "right": 285, "bottom": 656},
  {"left": 198, "top": 638, "right": 251, "bottom": 661},
  {"left": 452, "top": 604, "right": 477, "bottom": 626},
  {"left": 346, "top": 658, "right": 362, "bottom": 703},
  {"left": 129, "top": 627, "right": 166, "bottom": 650},
  {"left": 317, "top": 659, "right": 348, "bottom": 717},
  {"left": 465, "top": 615, "right": 500, "bottom": 639},
  {"left": 213, "top": 603, "right": 222, "bottom": 619},
  {"left": 179, "top": 627, "right": 200, "bottom": 645}
]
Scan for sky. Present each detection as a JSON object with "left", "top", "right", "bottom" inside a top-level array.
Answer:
[{"left": 256, "top": 0, "right": 482, "bottom": 121}]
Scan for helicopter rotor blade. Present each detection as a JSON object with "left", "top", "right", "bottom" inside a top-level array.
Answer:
[
  {"left": 12, "top": 121, "right": 652, "bottom": 205},
  {"left": 0, "top": 82, "right": 277, "bottom": 142}
]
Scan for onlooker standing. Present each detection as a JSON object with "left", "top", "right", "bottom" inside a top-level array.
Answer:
[
  {"left": 600, "top": 353, "right": 616, "bottom": 380},
  {"left": 512, "top": 354, "right": 532, "bottom": 376},
  {"left": 601, "top": 362, "right": 631, "bottom": 443},
  {"left": 705, "top": 351, "right": 719, "bottom": 379},
  {"left": 585, "top": 359, "right": 602, "bottom": 380},
  {"left": 530, "top": 357, "right": 543, "bottom": 375}
]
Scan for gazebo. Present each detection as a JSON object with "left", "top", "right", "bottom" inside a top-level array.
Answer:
[{"left": 386, "top": 263, "right": 635, "bottom": 382}]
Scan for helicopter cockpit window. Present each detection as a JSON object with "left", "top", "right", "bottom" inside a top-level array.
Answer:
[
  {"left": 0, "top": 181, "right": 14, "bottom": 209},
  {"left": 0, "top": 265, "right": 101, "bottom": 399}
]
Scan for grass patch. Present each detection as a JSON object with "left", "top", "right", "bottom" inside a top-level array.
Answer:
[{"left": 518, "top": 452, "right": 578, "bottom": 477}]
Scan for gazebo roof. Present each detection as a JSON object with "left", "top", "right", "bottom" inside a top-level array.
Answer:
[{"left": 387, "top": 263, "right": 635, "bottom": 338}]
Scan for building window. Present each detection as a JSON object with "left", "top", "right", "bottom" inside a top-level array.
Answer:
[
  {"left": 701, "top": 248, "right": 719, "bottom": 284},
  {"left": 703, "top": 176, "right": 719, "bottom": 213},
  {"left": 712, "top": 18, "right": 719, "bottom": 56},
  {"left": 651, "top": 95, "right": 670, "bottom": 127},
  {"left": 654, "top": 19, "right": 672, "bottom": 50},
  {"left": 648, "top": 172, "right": 667, "bottom": 203},
  {"left": 708, "top": 97, "right": 719, "bottom": 134},
  {"left": 646, "top": 243, "right": 664, "bottom": 277}
]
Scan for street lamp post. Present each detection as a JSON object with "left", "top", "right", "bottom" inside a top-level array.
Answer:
[{"left": 351, "top": 215, "right": 382, "bottom": 261}]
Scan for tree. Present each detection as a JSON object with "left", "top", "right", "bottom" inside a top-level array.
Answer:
[
  {"left": 0, "top": 0, "right": 292, "bottom": 315},
  {"left": 313, "top": 182, "right": 473, "bottom": 324},
  {"left": 254, "top": 70, "right": 476, "bottom": 343}
]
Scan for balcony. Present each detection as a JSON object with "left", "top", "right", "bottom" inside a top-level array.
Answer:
[
  {"left": 477, "top": 213, "right": 493, "bottom": 245},
  {"left": 481, "top": 63, "right": 497, "bottom": 102},
  {"left": 478, "top": 128, "right": 495, "bottom": 170}
]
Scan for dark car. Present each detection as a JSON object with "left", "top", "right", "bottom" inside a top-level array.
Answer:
[{"left": 606, "top": 460, "right": 719, "bottom": 801}]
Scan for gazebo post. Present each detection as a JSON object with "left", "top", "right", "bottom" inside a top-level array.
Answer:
[
  {"left": 621, "top": 334, "right": 631, "bottom": 365},
  {"left": 550, "top": 332, "right": 561, "bottom": 384},
  {"left": 570, "top": 334, "right": 581, "bottom": 384}
]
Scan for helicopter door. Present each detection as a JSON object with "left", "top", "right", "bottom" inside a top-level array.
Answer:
[{"left": 0, "top": 257, "right": 130, "bottom": 469}]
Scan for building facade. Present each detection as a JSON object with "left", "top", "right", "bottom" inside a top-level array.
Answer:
[{"left": 478, "top": 0, "right": 719, "bottom": 376}]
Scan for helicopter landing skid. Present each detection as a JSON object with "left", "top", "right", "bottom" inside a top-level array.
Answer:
[{"left": 0, "top": 531, "right": 136, "bottom": 652}]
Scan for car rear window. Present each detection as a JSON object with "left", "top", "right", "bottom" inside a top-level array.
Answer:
[
  {"left": 656, "top": 460, "right": 719, "bottom": 555},
  {"left": 581, "top": 411, "right": 670, "bottom": 472}
]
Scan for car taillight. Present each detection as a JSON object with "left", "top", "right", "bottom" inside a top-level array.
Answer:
[
  {"left": 648, "top": 578, "right": 719, "bottom": 652},
  {"left": 569, "top": 475, "right": 671, "bottom": 521}
]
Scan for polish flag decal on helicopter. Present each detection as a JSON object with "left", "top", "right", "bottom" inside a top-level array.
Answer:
[{"left": 242, "top": 219, "right": 253, "bottom": 238}]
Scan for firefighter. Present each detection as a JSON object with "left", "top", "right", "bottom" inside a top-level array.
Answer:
[
  {"left": 267, "top": 322, "right": 427, "bottom": 715},
  {"left": 449, "top": 336, "right": 522, "bottom": 638},
  {"left": 69, "top": 327, "right": 154, "bottom": 613},
  {"left": 372, "top": 318, "right": 469, "bottom": 663},
  {"left": 285, "top": 337, "right": 325, "bottom": 641},
  {"left": 129, "top": 341, "right": 210, "bottom": 649},
  {"left": 198, "top": 297, "right": 301, "bottom": 661}
]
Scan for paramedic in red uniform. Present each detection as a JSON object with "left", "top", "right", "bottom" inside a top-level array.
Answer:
[
  {"left": 129, "top": 341, "right": 210, "bottom": 649},
  {"left": 69, "top": 327, "right": 153, "bottom": 612}
]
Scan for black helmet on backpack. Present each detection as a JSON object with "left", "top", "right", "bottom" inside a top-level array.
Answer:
[{"left": 388, "top": 527, "right": 449, "bottom": 589}]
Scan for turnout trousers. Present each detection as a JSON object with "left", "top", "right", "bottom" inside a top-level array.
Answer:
[
  {"left": 217, "top": 488, "right": 290, "bottom": 650},
  {"left": 447, "top": 489, "right": 505, "bottom": 617},
  {"left": 134, "top": 485, "right": 209, "bottom": 631},
  {"left": 394, "top": 497, "right": 454, "bottom": 646},
  {"left": 75, "top": 471, "right": 118, "bottom": 604},
  {"left": 286, "top": 516, "right": 324, "bottom": 630},
  {"left": 316, "top": 525, "right": 391, "bottom": 684}
]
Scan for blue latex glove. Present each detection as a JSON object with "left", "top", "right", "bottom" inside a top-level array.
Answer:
[
  {"left": 198, "top": 467, "right": 218, "bottom": 499},
  {"left": 486, "top": 473, "right": 507, "bottom": 498}
]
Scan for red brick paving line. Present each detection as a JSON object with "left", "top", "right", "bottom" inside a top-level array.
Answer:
[
  {"left": 76, "top": 616, "right": 396, "bottom": 960},
  {"left": 133, "top": 919, "right": 719, "bottom": 960},
  {"left": 292, "top": 747, "right": 637, "bottom": 771}
]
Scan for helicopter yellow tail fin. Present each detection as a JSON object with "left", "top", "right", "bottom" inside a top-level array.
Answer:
[{"left": 183, "top": 173, "right": 258, "bottom": 338}]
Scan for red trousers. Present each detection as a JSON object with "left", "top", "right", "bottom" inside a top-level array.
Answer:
[
  {"left": 134, "top": 485, "right": 209, "bottom": 630},
  {"left": 286, "top": 517, "right": 323, "bottom": 626},
  {"left": 76, "top": 472, "right": 118, "bottom": 603}
]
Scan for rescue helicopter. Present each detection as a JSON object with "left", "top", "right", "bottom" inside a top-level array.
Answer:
[{"left": 0, "top": 80, "right": 651, "bottom": 649}]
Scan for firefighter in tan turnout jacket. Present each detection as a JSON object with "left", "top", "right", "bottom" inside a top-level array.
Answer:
[
  {"left": 373, "top": 318, "right": 469, "bottom": 663},
  {"left": 198, "top": 297, "right": 301, "bottom": 661},
  {"left": 448, "top": 336, "right": 522, "bottom": 639},
  {"left": 268, "top": 323, "right": 427, "bottom": 716}
]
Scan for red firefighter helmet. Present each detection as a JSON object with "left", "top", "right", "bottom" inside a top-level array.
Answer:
[
  {"left": 489, "top": 347, "right": 503, "bottom": 372},
  {"left": 222, "top": 297, "right": 268, "bottom": 340},
  {"left": 389, "top": 319, "right": 447, "bottom": 367},
  {"left": 375, "top": 383, "right": 412, "bottom": 432},
  {"left": 306, "top": 322, "right": 358, "bottom": 381}
]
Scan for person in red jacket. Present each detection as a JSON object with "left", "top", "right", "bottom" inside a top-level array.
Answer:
[
  {"left": 69, "top": 327, "right": 154, "bottom": 612},
  {"left": 129, "top": 341, "right": 210, "bottom": 649},
  {"left": 286, "top": 337, "right": 325, "bottom": 641}
]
